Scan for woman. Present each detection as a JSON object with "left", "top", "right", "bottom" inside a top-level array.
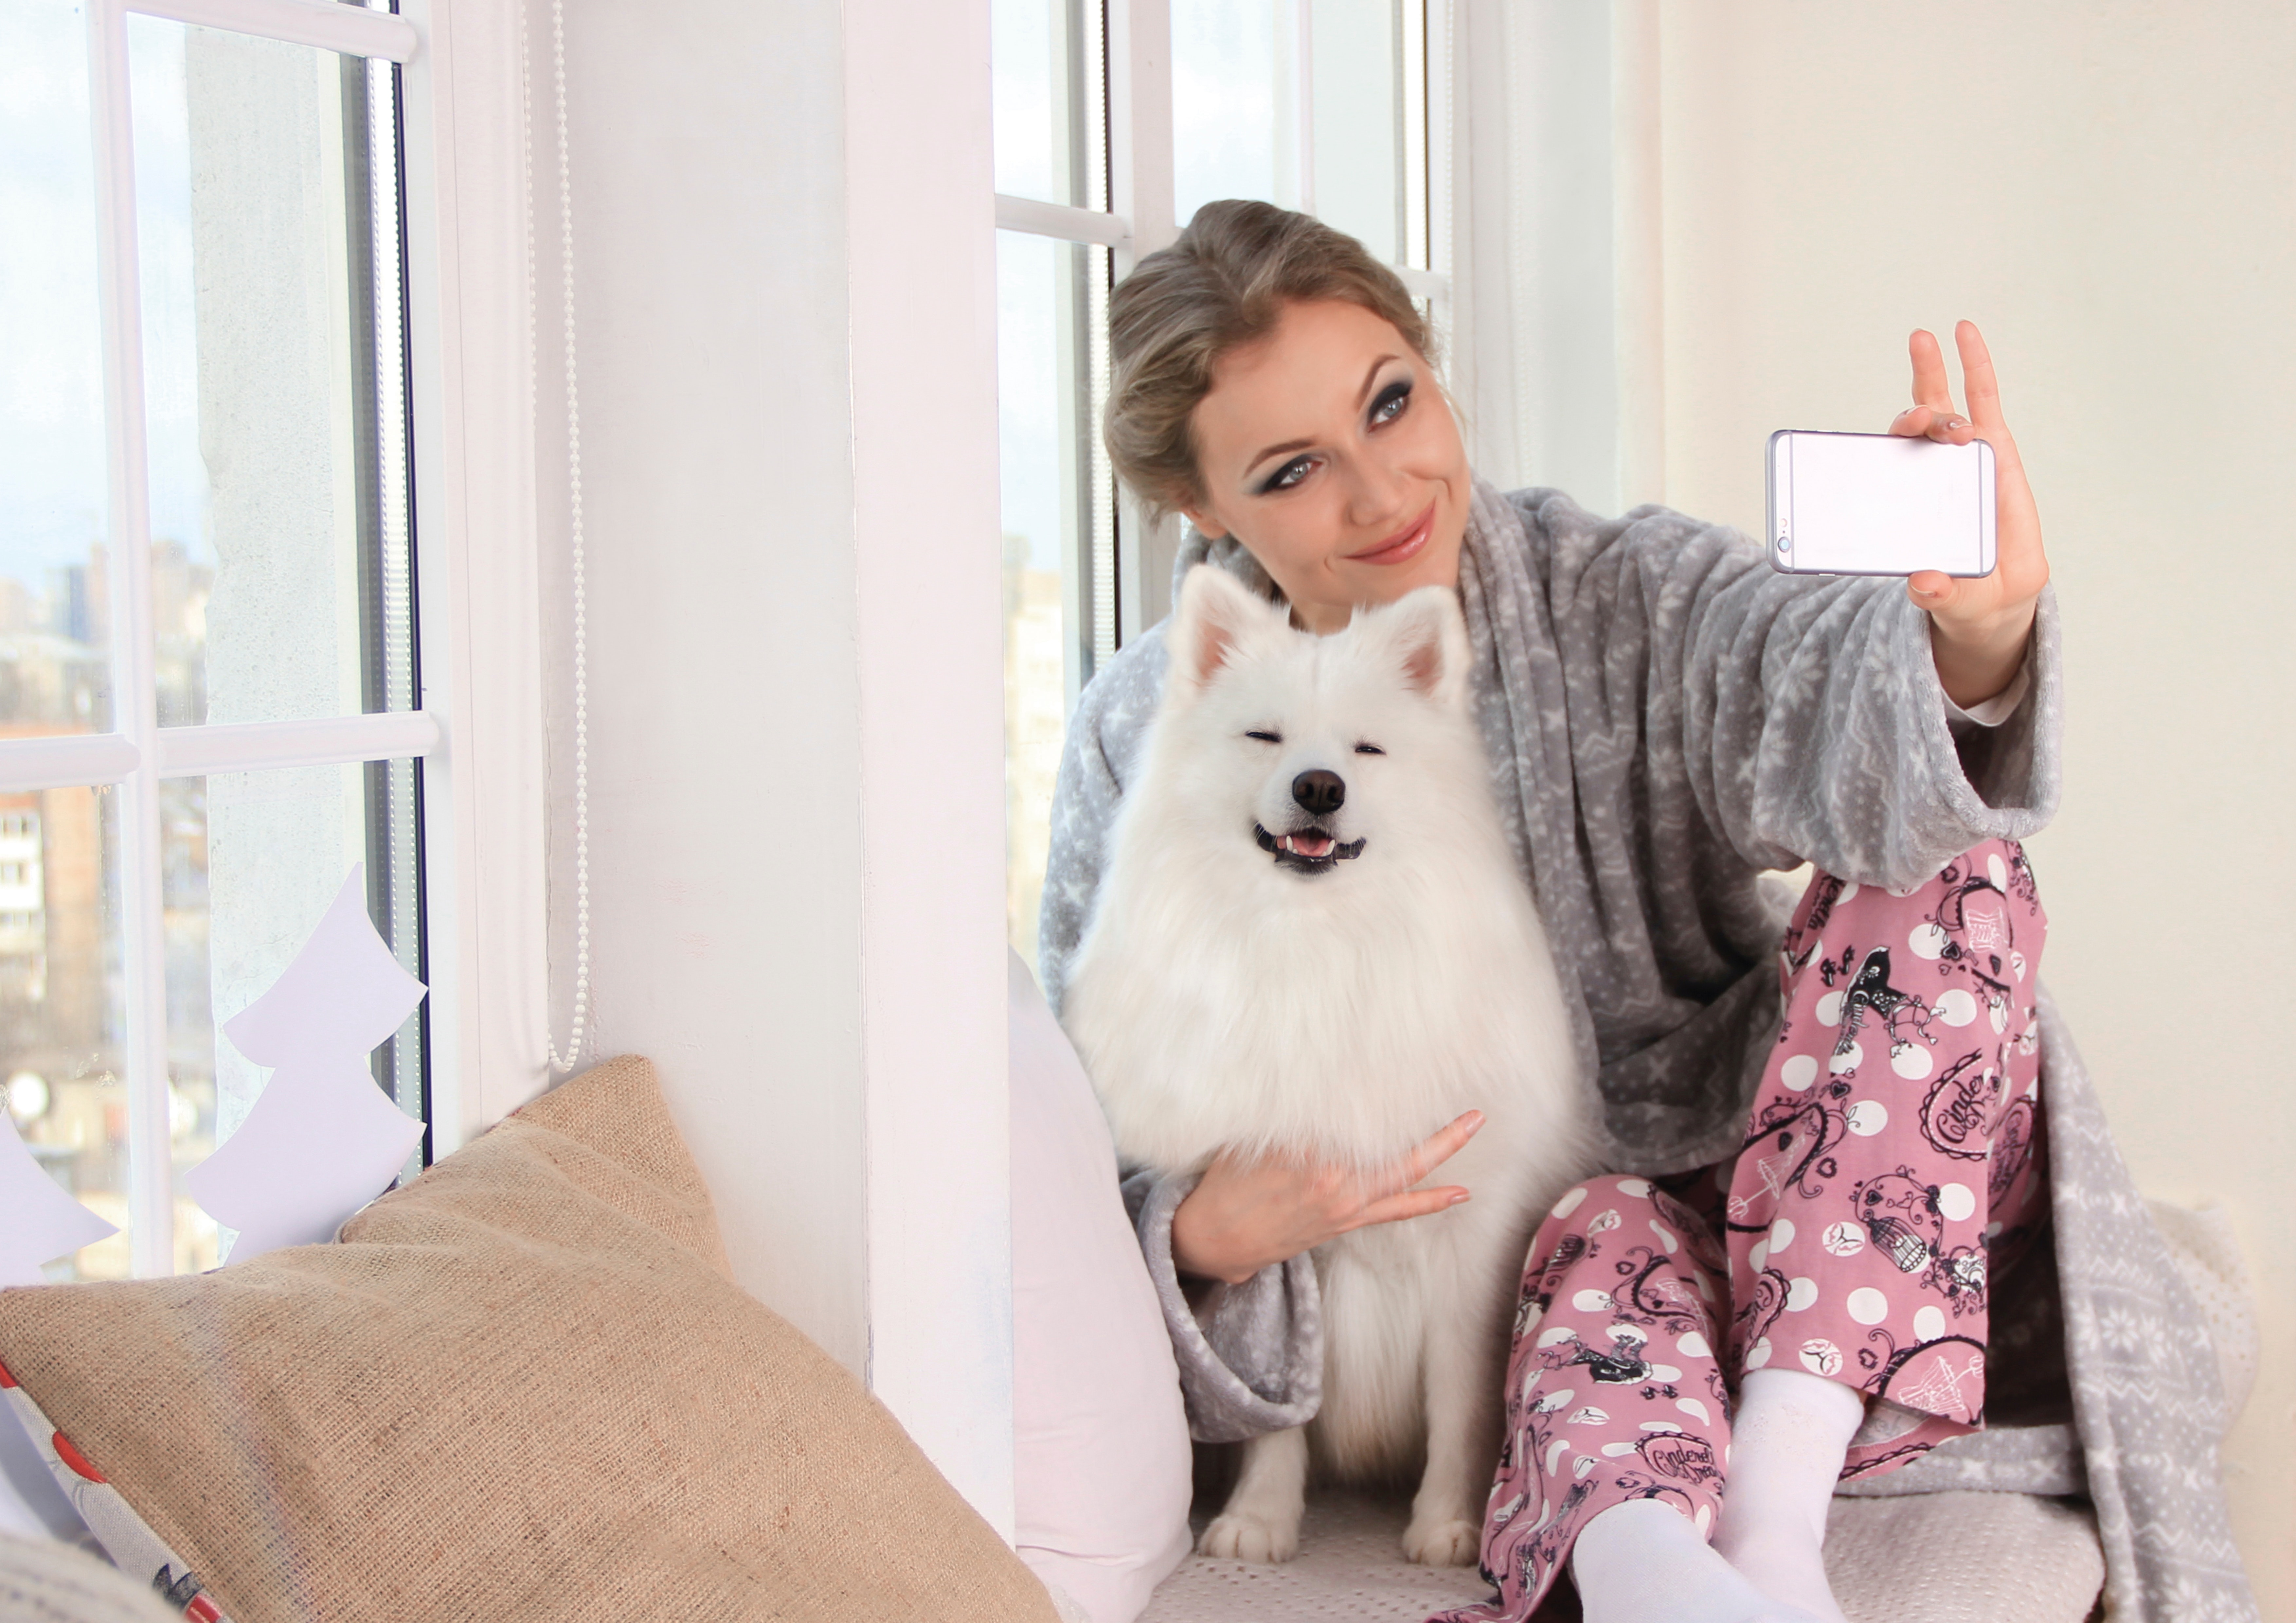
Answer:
[{"left": 1038, "top": 202, "right": 2250, "bottom": 1623}]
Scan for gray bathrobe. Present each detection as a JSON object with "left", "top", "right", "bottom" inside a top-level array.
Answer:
[{"left": 1037, "top": 481, "right": 2256, "bottom": 1623}]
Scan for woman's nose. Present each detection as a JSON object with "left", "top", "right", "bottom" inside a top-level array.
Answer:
[{"left": 1342, "top": 454, "right": 1414, "bottom": 528}]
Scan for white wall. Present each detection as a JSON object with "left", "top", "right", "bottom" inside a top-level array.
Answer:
[
  {"left": 1649, "top": 6, "right": 2294, "bottom": 1615},
  {"left": 535, "top": 0, "right": 1013, "bottom": 1530},
  {"left": 541, "top": 0, "right": 867, "bottom": 1363}
]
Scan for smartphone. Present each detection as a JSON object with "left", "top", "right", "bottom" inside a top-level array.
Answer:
[{"left": 1765, "top": 430, "right": 1996, "bottom": 577}]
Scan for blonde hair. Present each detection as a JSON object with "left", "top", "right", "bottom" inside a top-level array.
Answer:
[{"left": 1105, "top": 200, "right": 1437, "bottom": 523}]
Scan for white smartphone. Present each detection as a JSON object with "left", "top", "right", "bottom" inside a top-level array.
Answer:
[{"left": 1765, "top": 429, "right": 1996, "bottom": 577}]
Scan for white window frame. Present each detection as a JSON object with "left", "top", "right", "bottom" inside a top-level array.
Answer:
[
  {"left": 993, "top": 0, "right": 1456, "bottom": 644},
  {"left": 11, "top": 0, "right": 547, "bottom": 1279}
]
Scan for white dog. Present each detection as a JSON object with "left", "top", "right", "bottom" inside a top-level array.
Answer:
[{"left": 1062, "top": 565, "right": 1596, "bottom": 1568}]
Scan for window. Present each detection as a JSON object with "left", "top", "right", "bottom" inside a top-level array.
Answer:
[
  {"left": 994, "top": 0, "right": 1447, "bottom": 974},
  {"left": 0, "top": 0, "right": 435, "bottom": 1280}
]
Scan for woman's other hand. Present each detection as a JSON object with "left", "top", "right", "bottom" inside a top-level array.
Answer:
[
  {"left": 1888, "top": 321, "right": 2049, "bottom": 709},
  {"left": 1169, "top": 1111, "right": 1485, "bottom": 1286}
]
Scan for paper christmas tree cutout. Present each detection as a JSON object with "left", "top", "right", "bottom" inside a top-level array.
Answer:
[
  {"left": 184, "top": 864, "right": 427, "bottom": 1264},
  {"left": 0, "top": 1113, "right": 117, "bottom": 1286}
]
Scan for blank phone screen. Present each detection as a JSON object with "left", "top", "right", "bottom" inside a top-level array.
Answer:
[{"left": 1773, "top": 432, "right": 1991, "bottom": 576}]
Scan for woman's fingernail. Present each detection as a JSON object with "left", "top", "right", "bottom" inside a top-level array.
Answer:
[{"left": 1449, "top": 1191, "right": 1471, "bottom": 1206}]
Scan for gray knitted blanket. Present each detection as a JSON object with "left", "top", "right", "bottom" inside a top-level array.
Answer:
[{"left": 1040, "top": 481, "right": 2256, "bottom": 1623}]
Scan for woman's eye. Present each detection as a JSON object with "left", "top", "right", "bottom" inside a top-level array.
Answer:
[
  {"left": 1246, "top": 730, "right": 1283, "bottom": 744},
  {"left": 1354, "top": 742, "right": 1385, "bottom": 755},
  {"left": 1258, "top": 456, "right": 1314, "bottom": 495},
  {"left": 1369, "top": 380, "right": 1412, "bottom": 427}
]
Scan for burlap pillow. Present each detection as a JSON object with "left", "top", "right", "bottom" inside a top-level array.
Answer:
[{"left": 0, "top": 1055, "right": 1059, "bottom": 1623}]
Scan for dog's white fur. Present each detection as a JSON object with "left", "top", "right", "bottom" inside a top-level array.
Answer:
[{"left": 1063, "top": 567, "right": 1597, "bottom": 1567}]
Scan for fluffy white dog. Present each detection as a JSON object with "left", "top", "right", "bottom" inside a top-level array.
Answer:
[{"left": 1062, "top": 565, "right": 1596, "bottom": 1568}]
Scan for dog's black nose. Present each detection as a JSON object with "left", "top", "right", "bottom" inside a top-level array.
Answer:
[{"left": 1292, "top": 769, "right": 1346, "bottom": 817}]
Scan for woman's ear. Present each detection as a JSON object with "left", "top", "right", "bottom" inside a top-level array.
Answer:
[
  {"left": 1170, "top": 566, "right": 1282, "bottom": 694},
  {"left": 1351, "top": 585, "right": 1470, "bottom": 710},
  {"left": 1179, "top": 506, "right": 1227, "bottom": 541}
]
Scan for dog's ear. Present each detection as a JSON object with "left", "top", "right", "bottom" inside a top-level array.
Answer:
[
  {"left": 1355, "top": 585, "right": 1470, "bottom": 708},
  {"left": 1170, "top": 565, "right": 1282, "bottom": 693}
]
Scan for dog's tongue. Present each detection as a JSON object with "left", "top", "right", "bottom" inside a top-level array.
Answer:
[{"left": 1285, "top": 833, "right": 1336, "bottom": 859}]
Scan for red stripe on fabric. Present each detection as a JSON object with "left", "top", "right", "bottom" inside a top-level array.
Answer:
[
  {"left": 50, "top": 1431, "right": 104, "bottom": 1482},
  {"left": 187, "top": 1597, "right": 221, "bottom": 1621},
  {"left": 0, "top": 1357, "right": 16, "bottom": 1388}
]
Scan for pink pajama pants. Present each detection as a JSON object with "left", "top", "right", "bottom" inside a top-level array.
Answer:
[{"left": 1431, "top": 839, "right": 2049, "bottom": 1623}]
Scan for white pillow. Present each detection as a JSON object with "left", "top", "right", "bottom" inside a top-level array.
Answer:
[{"left": 1009, "top": 951, "right": 1193, "bottom": 1623}]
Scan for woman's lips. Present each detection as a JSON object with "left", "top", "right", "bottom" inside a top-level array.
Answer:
[{"left": 1347, "top": 501, "right": 1437, "bottom": 567}]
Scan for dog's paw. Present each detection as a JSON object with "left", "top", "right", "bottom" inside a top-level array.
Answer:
[
  {"left": 1199, "top": 1511, "right": 1300, "bottom": 1564},
  {"left": 1402, "top": 1515, "right": 1480, "bottom": 1567}
]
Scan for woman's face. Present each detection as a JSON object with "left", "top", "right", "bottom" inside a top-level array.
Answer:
[{"left": 1182, "top": 298, "right": 1470, "bottom": 635}]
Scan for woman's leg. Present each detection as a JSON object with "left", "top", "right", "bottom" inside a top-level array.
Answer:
[
  {"left": 1710, "top": 838, "right": 2050, "bottom": 1617},
  {"left": 1429, "top": 1175, "right": 1743, "bottom": 1623}
]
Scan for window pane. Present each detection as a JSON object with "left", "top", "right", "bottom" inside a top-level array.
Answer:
[
  {"left": 998, "top": 232, "right": 1112, "bottom": 976},
  {"left": 1310, "top": 0, "right": 1404, "bottom": 265},
  {"left": 128, "top": 19, "right": 418, "bottom": 729},
  {"left": 0, "top": 783, "right": 130, "bottom": 1280},
  {"left": 1172, "top": 0, "right": 1426, "bottom": 267},
  {"left": 166, "top": 757, "right": 427, "bottom": 1263},
  {"left": 993, "top": 0, "right": 1108, "bottom": 211},
  {"left": 0, "top": 0, "right": 116, "bottom": 733},
  {"left": 993, "top": 0, "right": 1062, "bottom": 205},
  {"left": 1172, "top": 0, "right": 1288, "bottom": 229}
]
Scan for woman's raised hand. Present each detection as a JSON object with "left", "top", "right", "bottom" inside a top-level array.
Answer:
[
  {"left": 1169, "top": 1111, "right": 1484, "bottom": 1286},
  {"left": 1888, "top": 321, "right": 2050, "bottom": 709}
]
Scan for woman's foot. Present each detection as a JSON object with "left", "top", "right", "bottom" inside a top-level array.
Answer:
[
  {"left": 1710, "top": 1368, "right": 1864, "bottom": 1623},
  {"left": 1572, "top": 1498, "right": 1828, "bottom": 1623}
]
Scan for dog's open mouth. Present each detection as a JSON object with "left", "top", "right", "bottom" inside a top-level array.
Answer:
[{"left": 1253, "top": 823, "right": 1368, "bottom": 874}]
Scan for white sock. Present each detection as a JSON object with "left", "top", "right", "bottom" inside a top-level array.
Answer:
[
  {"left": 1571, "top": 1498, "right": 1828, "bottom": 1623},
  {"left": 1711, "top": 1368, "right": 1865, "bottom": 1623}
]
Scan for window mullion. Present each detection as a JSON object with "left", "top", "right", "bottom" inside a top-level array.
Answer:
[
  {"left": 1105, "top": 0, "right": 1174, "bottom": 273},
  {"left": 1393, "top": 264, "right": 1449, "bottom": 299},
  {"left": 1427, "top": 0, "right": 1456, "bottom": 329},
  {"left": 155, "top": 712, "right": 440, "bottom": 779},
  {"left": 0, "top": 737, "right": 141, "bottom": 795},
  {"left": 1284, "top": 0, "right": 1312, "bottom": 216},
  {"left": 122, "top": 0, "right": 415, "bottom": 64},
  {"left": 1107, "top": 0, "right": 1175, "bottom": 647},
  {"left": 85, "top": 0, "right": 176, "bottom": 1280},
  {"left": 1403, "top": 0, "right": 1430, "bottom": 272},
  {"left": 993, "top": 194, "right": 1129, "bottom": 250}
]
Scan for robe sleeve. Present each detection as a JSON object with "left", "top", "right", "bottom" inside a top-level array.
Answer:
[
  {"left": 1121, "top": 1171, "right": 1323, "bottom": 1443},
  {"left": 1534, "top": 495, "right": 2062, "bottom": 890},
  {"left": 1036, "top": 628, "right": 1167, "bottom": 1015}
]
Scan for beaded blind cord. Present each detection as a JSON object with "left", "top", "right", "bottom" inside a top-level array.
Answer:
[{"left": 522, "top": 0, "right": 591, "bottom": 1072}]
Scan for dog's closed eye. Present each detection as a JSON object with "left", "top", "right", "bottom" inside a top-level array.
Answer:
[
  {"left": 1246, "top": 730, "right": 1283, "bottom": 744},
  {"left": 1354, "top": 742, "right": 1386, "bottom": 755}
]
